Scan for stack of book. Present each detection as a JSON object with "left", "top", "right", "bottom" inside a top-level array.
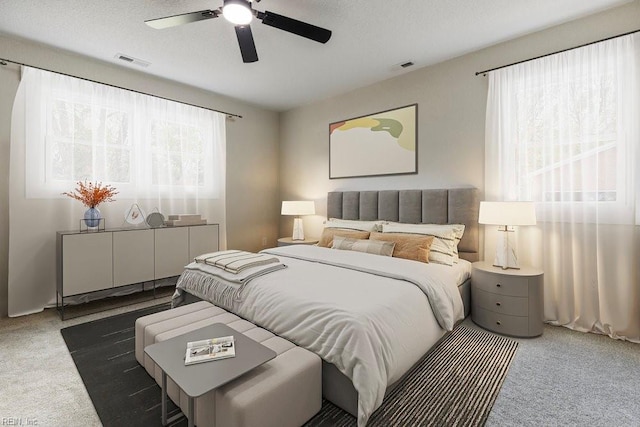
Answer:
[{"left": 164, "top": 214, "right": 207, "bottom": 227}]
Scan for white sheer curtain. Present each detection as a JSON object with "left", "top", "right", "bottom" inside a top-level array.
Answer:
[
  {"left": 485, "top": 34, "right": 639, "bottom": 342},
  {"left": 8, "top": 67, "right": 226, "bottom": 316}
]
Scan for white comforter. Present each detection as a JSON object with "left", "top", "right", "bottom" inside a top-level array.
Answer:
[{"left": 174, "top": 245, "right": 466, "bottom": 426}]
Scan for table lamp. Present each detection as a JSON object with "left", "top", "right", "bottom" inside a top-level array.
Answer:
[
  {"left": 478, "top": 201, "right": 536, "bottom": 269},
  {"left": 281, "top": 201, "right": 315, "bottom": 240}
]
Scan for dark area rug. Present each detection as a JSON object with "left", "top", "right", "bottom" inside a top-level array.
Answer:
[
  {"left": 59, "top": 285, "right": 175, "bottom": 320},
  {"left": 62, "top": 305, "right": 518, "bottom": 427},
  {"left": 61, "top": 302, "right": 187, "bottom": 427}
]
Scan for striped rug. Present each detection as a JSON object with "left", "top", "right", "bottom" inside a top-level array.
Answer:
[
  {"left": 62, "top": 306, "right": 516, "bottom": 427},
  {"left": 305, "top": 326, "right": 518, "bottom": 427}
]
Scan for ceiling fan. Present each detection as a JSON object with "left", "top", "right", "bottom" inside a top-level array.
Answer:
[{"left": 145, "top": 0, "right": 332, "bottom": 63}]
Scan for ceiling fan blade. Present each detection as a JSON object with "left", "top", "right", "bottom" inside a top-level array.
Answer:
[
  {"left": 258, "top": 10, "right": 331, "bottom": 44},
  {"left": 235, "top": 25, "right": 259, "bottom": 63},
  {"left": 145, "top": 10, "right": 220, "bottom": 29}
]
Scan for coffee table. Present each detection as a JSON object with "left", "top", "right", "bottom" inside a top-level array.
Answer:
[{"left": 144, "top": 323, "right": 277, "bottom": 427}]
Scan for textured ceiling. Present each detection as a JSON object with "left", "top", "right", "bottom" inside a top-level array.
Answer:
[{"left": 0, "top": 0, "right": 631, "bottom": 111}]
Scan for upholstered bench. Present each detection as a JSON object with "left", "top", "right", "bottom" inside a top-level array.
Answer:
[{"left": 135, "top": 301, "right": 322, "bottom": 427}]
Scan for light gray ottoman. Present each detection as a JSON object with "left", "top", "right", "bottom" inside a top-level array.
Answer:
[{"left": 135, "top": 301, "right": 322, "bottom": 427}]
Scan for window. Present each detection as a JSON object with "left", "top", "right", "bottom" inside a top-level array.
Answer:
[
  {"left": 22, "top": 67, "right": 225, "bottom": 199},
  {"left": 486, "top": 34, "right": 638, "bottom": 224},
  {"left": 49, "top": 99, "right": 131, "bottom": 183},
  {"left": 149, "top": 119, "right": 205, "bottom": 187},
  {"left": 484, "top": 33, "right": 640, "bottom": 342},
  {"left": 512, "top": 68, "right": 623, "bottom": 204}
]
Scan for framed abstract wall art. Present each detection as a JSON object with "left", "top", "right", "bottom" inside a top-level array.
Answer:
[{"left": 329, "top": 104, "right": 417, "bottom": 179}]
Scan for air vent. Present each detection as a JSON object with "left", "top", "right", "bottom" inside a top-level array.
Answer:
[
  {"left": 114, "top": 53, "right": 151, "bottom": 68},
  {"left": 391, "top": 61, "right": 416, "bottom": 72}
]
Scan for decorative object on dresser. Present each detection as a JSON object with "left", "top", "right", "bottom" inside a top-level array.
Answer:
[
  {"left": 478, "top": 201, "right": 536, "bottom": 269},
  {"left": 471, "top": 261, "right": 544, "bottom": 337},
  {"left": 62, "top": 180, "right": 118, "bottom": 231},
  {"left": 123, "top": 203, "right": 146, "bottom": 226},
  {"left": 145, "top": 211, "right": 165, "bottom": 228},
  {"left": 277, "top": 237, "right": 319, "bottom": 246},
  {"left": 281, "top": 200, "right": 315, "bottom": 240},
  {"left": 329, "top": 104, "right": 417, "bottom": 179},
  {"left": 165, "top": 213, "right": 208, "bottom": 226}
]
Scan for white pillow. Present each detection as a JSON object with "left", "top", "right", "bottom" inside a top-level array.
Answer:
[
  {"left": 414, "top": 223, "right": 465, "bottom": 261},
  {"left": 324, "top": 218, "right": 384, "bottom": 232},
  {"left": 381, "top": 223, "right": 465, "bottom": 266}
]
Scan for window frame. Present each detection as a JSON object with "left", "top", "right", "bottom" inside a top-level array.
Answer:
[
  {"left": 499, "top": 54, "right": 635, "bottom": 224},
  {"left": 23, "top": 68, "right": 224, "bottom": 200}
]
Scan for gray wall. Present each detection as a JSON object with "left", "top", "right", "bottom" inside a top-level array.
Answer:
[
  {"left": 1, "top": 1, "right": 638, "bottom": 317},
  {"left": 278, "top": 0, "right": 640, "bottom": 240},
  {"left": 0, "top": 35, "right": 280, "bottom": 317}
]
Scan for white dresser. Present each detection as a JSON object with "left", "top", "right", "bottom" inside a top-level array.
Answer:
[
  {"left": 56, "top": 224, "right": 219, "bottom": 318},
  {"left": 471, "top": 262, "right": 544, "bottom": 337}
]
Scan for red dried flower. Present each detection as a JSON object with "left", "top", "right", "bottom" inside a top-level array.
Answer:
[{"left": 62, "top": 181, "right": 118, "bottom": 208}]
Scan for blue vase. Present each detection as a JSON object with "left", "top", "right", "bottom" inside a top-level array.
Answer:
[{"left": 84, "top": 207, "right": 101, "bottom": 228}]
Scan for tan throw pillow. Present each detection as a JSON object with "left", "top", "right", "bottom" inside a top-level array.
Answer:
[
  {"left": 332, "top": 236, "right": 395, "bottom": 257},
  {"left": 369, "top": 232, "right": 434, "bottom": 263},
  {"left": 317, "top": 228, "right": 371, "bottom": 248}
]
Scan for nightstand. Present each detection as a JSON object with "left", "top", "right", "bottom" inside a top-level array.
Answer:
[
  {"left": 471, "top": 262, "right": 544, "bottom": 337},
  {"left": 277, "top": 237, "right": 319, "bottom": 247}
]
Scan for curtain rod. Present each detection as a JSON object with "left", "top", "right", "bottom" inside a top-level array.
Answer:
[
  {"left": 475, "top": 28, "right": 640, "bottom": 76},
  {"left": 0, "top": 57, "right": 243, "bottom": 119}
]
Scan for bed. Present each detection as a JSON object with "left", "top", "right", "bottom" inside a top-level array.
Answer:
[{"left": 173, "top": 188, "right": 479, "bottom": 426}]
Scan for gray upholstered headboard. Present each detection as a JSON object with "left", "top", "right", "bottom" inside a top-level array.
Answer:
[{"left": 327, "top": 188, "right": 479, "bottom": 262}]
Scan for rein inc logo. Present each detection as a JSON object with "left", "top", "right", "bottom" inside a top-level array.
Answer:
[{"left": 1, "top": 418, "right": 38, "bottom": 426}]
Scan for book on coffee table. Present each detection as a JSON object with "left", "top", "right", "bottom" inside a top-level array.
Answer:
[{"left": 184, "top": 335, "right": 235, "bottom": 365}]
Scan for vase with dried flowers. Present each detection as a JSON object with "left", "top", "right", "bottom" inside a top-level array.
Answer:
[{"left": 62, "top": 181, "right": 118, "bottom": 228}]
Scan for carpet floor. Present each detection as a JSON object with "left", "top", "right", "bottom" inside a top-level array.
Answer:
[{"left": 61, "top": 305, "right": 518, "bottom": 427}]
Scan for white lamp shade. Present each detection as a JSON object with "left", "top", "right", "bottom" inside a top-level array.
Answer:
[
  {"left": 281, "top": 201, "right": 315, "bottom": 216},
  {"left": 478, "top": 201, "right": 536, "bottom": 226}
]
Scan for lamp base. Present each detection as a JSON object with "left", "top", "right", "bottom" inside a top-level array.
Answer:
[
  {"left": 291, "top": 217, "right": 305, "bottom": 241},
  {"left": 493, "top": 228, "right": 520, "bottom": 270}
]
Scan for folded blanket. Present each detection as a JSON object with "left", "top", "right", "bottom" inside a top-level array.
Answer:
[
  {"left": 195, "top": 250, "right": 280, "bottom": 274},
  {"left": 176, "top": 260, "right": 287, "bottom": 310}
]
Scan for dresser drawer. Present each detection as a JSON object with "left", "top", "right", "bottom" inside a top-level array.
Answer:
[
  {"left": 472, "top": 306, "right": 530, "bottom": 337},
  {"left": 472, "top": 288, "right": 528, "bottom": 316},
  {"left": 472, "top": 269, "right": 528, "bottom": 297}
]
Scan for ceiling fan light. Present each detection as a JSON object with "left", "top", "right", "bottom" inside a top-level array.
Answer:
[{"left": 223, "top": 0, "right": 253, "bottom": 25}]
